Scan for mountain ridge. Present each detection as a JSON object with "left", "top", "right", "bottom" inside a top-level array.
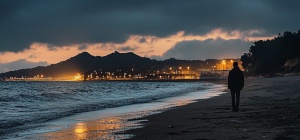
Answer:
[
  {"left": 0, "top": 51, "right": 155, "bottom": 78},
  {"left": 0, "top": 51, "right": 232, "bottom": 79}
]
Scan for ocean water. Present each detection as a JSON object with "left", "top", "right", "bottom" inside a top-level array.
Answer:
[{"left": 0, "top": 81, "right": 226, "bottom": 139}]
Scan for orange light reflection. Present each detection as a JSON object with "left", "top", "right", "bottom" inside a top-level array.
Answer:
[{"left": 41, "top": 116, "right": 134, "bottom": 140}]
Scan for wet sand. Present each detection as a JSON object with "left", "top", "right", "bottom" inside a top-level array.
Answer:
[{"left": 127, "top": 76, "right": 300, "bottom": 139}]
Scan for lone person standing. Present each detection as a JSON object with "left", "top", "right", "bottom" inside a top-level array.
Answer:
[{"left": 228, "top": 62, "right": 244, "bottom": 112}]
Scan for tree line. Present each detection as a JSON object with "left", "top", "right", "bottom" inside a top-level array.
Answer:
[{"left": 241, "top": 29, "right": 300, "bottom": 76}]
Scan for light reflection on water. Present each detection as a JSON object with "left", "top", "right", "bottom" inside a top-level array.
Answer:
[
  {"left": 40, "top": 116, "right": 133, "bottom": 140},
  {"left": 74, "top": 122, "right": 87, "bottom": 139}
]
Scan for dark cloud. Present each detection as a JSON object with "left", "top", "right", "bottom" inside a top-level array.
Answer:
[
  {"left": 1, "top": 0, "right": 300, "bottom": 52},
  {"left": 28, "top": 54, "right": 37, "bottom": 58},
  {"left": 0, "top": 59, "right": 48, "bottom": 73},
  {"left": 78, "top": 44, "right": 88, "bottom": 50},
  {"left": 156, "top": 38, "right": 252, "bottom": 60},
  {"left": 139, "top": 38, "right": 146, "bottom": 43},
  {"left": 118, "top": 46, "right": 138, "bottom": 52},
  {"left": 44, "top": 44, "right": 58, "bottom": 51}
]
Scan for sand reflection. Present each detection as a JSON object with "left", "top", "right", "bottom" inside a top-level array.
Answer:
[
  {"left": 171, "top": 100, "right": 193, "bottom": 107},
  {"left": 41, "top": 116, "right": 138, "bottom": 140},
  {"left": 74, "top": 122, "right": 87, "bottom": 139}
]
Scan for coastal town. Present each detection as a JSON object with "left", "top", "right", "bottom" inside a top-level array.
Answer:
[{"left": 1, "top": 59, "right": 242, "bottom": 81}]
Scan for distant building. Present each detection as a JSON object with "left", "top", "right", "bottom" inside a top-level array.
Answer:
[
  {"left": 147, "top": 74, "right": 198, "bottom": 80},
  {"left": 215, "top": 59, "right": 244, "bottom": 71},
  {"left": 199, "top": 70, "right": 229, "bottom": 80}
]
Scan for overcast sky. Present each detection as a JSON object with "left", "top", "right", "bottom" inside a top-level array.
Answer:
[{"left": 1, "top": 0, "right": 300, "bottom": 73}]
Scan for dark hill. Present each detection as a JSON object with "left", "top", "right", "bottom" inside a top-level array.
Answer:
[
  {"left": 0, "top": 51, "right": 155, "bottom": 79},
  {"left": 100, "top": 51, "right": 155, "bottom": 71},
  {"left": 44, "top": 51, "right": 99, "bottom": 78},
  {"left": 0, "top": 52, "right": 98, "bottom": 78},
  {"left": 0, "top": 51, "right": 233, "bottom": 79}
]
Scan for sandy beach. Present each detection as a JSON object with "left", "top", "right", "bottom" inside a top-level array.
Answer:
[{"left": 127, "top": 76, "right": 300, "bottom": 140}]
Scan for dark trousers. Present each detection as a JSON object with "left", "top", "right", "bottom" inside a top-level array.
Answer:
[{"left": 230, "top": 89, "right": 240, "bottom": 110}]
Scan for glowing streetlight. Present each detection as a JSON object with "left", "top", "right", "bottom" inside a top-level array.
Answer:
[
  {"left": 178, "top": 67, "right": 182, "bottom": 74},
  {"left": 222, "top": 60, "right": 226, "bottom": 70}
]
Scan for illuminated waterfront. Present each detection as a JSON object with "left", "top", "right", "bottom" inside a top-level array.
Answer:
[{"left": 1, "top": 59, "right": 242, "bottom": 81}]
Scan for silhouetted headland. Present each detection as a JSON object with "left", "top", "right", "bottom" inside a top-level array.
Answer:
[{"left": 0, "top": 51, "right": 241, "bottom": 81}]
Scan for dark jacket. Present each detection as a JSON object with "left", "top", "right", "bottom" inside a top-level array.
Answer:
[{"left": 228, "top": 67, "right": 244, "bottom": 90}]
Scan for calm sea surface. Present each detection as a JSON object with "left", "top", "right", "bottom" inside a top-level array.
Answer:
[{"left": 0, "top": 81, "right": 225, "bottom": 139}]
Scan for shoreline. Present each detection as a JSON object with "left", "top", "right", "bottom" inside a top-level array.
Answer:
[
  {"left": 0, "top": 79, "right": 222, "bottom": 82},
  {"left": 7, "top": 81, "right": 226, "bottom": 139},
  {"left": 126, "top": 76, "right": 300, "bottom": 139}
]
